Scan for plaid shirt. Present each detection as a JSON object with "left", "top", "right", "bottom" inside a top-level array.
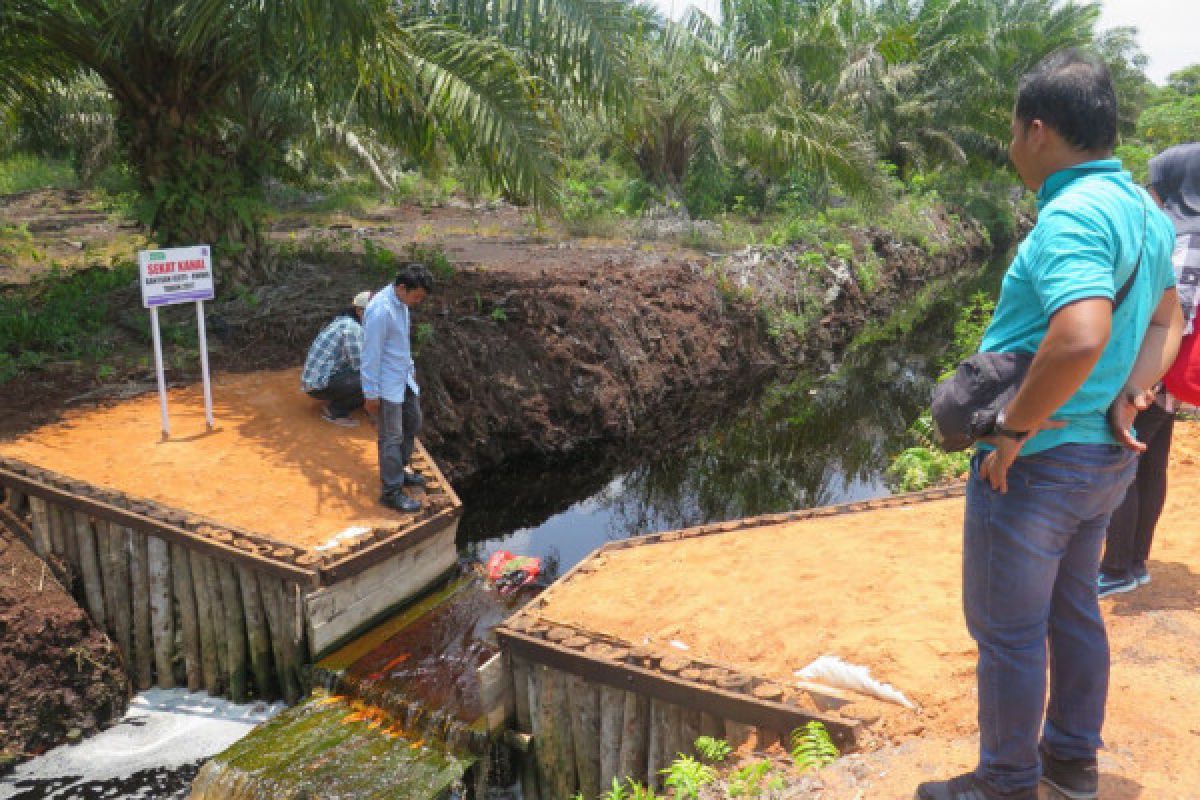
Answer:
[{"left": 301, "top": 315, "right": 363, "bottom": 392}]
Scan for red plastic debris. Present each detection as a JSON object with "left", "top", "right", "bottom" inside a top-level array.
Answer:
[{"left": 484, "top": 550, "right": 541, "bottom": 594}]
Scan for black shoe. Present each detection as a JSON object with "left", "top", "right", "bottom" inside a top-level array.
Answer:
[
  {"left": 1039, "top": 745, "right": 1098, "bottom": 800},
  {"left": 402, "top": 469, "right": 427, "bottom": 487},
  {"left": 380, "top": 491, "right": 421, "bottom": 513},
  {"left": 915, "top": 772, "right": 1036, "bottom": 800}
]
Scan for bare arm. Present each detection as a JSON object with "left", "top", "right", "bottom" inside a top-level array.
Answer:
[
  {"left": 1002, "top": 297, "right": 1112, "bottom": 431},
  {"left": 1108, "top": 288, "right": 1184, "bottom": 450},
  {"left": 978, "top": 298, "right": 1111, "bottom": 492}
]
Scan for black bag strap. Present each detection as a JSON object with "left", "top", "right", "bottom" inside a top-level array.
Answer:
[{"left": 1113, "top": 195, "right": 1148, "bottom": 309}]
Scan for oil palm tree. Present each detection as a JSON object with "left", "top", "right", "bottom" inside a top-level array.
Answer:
[
  {"left": 617, "top": 0, "right": 881, "bottom": 214},
  {"left": 0, "top": 0, "right": 638, "bottom": 284}
]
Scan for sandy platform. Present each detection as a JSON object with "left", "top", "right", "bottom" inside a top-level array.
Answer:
[
  {"left": 536, "top": 421, "right": 1200, "bottom": 798},
  {"left": 0, "top": 369, "right": 441, "bottom": 549}
]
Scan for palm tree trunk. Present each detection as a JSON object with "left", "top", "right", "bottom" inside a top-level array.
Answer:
[{"left": 119, "top": 101, "right": 275, "bottom": 287}]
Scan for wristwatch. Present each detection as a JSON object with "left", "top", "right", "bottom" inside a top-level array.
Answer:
[{"left": 992, "top": 410, "right": 1031, "bottom": 440}]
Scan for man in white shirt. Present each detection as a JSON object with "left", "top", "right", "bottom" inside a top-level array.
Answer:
[{"left": 361, "top": 264, "right": 433, "bottom": 512}]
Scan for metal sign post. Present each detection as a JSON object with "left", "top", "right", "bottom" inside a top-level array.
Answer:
[{"left": 137, "top": 245, "right": 217, "bottom": 439}]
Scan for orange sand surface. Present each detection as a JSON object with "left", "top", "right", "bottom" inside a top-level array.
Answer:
[
  {"left": 0, "top": 369, "right": 437, "bottom": 549},
  {"left": 538, "top": 421, "right": 1200, "bottom": 798}
]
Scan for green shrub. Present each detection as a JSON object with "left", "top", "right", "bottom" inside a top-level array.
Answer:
[
  {"left": 405, "top": 242, "right": 454, "bottom": 281},
  {"left": 0, "top": 261, "right": 137, "bottom": 383},
  {"left": 0, "top": 153, "right": 77, "bottom": 195},
  {"left": 661, "top": 755, "right": 717, "bottom": 800}
]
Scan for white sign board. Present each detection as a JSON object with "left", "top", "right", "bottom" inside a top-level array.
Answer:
[
  {"left": 138, "top": 245, "right": 214, "bottom": 308},
  {"left": 136, "top": 244, "right": 217, "bottom": 438}
]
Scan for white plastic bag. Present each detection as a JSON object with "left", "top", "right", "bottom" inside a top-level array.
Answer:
[{"left": 795, "top": 655, "right": 915, "bottom": 709}]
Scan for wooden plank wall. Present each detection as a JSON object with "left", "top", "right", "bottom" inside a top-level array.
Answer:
[{"left": 10, "top": 489, "right": 307, "bottom": 703}]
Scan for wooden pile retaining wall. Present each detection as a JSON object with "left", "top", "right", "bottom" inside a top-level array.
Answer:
[
  {"left": 0, "top": 441, "right": 462, "bottom": 705},
  {"left": 497, "top": 484, "right": 967, "bottom": 798}
]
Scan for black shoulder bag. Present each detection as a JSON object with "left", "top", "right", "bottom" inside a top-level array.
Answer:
[{"left": 930, "top": 198, "right": 1148, "bottom": 452}]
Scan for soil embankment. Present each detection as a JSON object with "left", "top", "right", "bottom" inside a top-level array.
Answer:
[
  {"left": 1, "top": 201, "right": 988, "bottom": 482},
  {"left": 0, "top": 514, "right": 130, "bottom": 767}
]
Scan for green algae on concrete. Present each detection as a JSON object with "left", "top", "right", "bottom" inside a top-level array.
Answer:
[{"left": 189, "top": 694, "right": 470, "bottom": 800}]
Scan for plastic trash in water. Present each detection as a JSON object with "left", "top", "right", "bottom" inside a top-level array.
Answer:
[
  {"left": 795, "top": 655, "right": 915, "bottom": 709},
  {"left": 484, "top": 551, "right": 542, "bottom": 595}
]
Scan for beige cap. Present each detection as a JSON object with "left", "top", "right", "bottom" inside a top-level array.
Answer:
[{"left": 352, "top": 291, "right": 372, "bottom": 309}]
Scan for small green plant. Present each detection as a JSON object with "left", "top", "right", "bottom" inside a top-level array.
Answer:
[
  {"left": 362, "top": 237, "right": 398, "bottom": 280},
  {"left": 405, "top": 241, "right": 454, "bottom": 280},
  {"left": 489, "top": 307, "right": 508, "bottom": 323},
  {"left": 887, "top": 414, "right": 972, "bottom": 491},
  {"left": 232, "top": 284, "right": 261, "bottom": 309},
  {"left": 727, "top": 759, "right": 784, "bottom": 797},
  {"left": 790, "top": 721, "right": 839, "bottom": 772},
  {"left": 413, "top": 322, "right": 435, "bottom": 353},
  {"left": 694, "top": 735, "right": 732, "bottom": 763},
  {"left": 661, "top": 754, "right": 716, "bottom": 799},
  {"left": 600, "top": 777, "right": 630, "bottom": 800}
]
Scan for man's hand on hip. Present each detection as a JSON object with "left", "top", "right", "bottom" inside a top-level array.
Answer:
[
  {"left": 979, "top": 417, "right": 1066, "bottom": 493},
  {"left": 1107, "top": 385, "right": 1155, "bottom": 452}
]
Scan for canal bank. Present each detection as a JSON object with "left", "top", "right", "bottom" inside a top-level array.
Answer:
[
  {"left": 0, "top": 209, "right": 996, "bottom": 792},
  {"left": 505, "top": 421, "right": 1200, "bottom": 798}
]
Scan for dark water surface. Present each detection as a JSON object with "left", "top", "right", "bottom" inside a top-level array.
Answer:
[{"left": 456, "top": 260, "right": 1004, "bottom": 580}]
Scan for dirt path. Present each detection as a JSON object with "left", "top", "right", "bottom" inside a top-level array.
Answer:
[{"left": 538, "top": 421, "right": 1200, "bottom": 798}]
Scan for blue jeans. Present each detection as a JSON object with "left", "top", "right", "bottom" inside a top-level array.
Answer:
[{"left": 964, "top": 444, "right": 1136, "bottom": 793}]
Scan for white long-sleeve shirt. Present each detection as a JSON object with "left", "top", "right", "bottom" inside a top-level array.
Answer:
[{"left": 360, "top": 286, "right": 419, "bottom": 403}]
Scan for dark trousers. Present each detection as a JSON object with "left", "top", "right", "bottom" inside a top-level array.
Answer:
[
  {"left": 1101, "top": 403, "right": 1175, "bottom": 578},
  {"left": 378, "top": 390, "right": 422, "bottom": 497},
  {"left": 306, "top": 366, "right": 364, "bottom": 418}
]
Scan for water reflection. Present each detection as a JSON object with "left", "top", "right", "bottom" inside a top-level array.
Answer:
[{"left": 458, "top": 261, "right": 1003, "bottom": 575}]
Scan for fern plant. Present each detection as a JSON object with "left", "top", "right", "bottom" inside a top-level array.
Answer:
[
  {"left": 694, "top": 735, "right": 732, "bottom": 763},
  {"left": 727, "top": 759, "right": 784, "bottom": 798},
  {"left": 661, "top": 755, "right": 717, "bottom": 799},
  {"left": 790, "top": 721, "right": 839, "bottom": 772},
  {"left": 599, "top": 777, "right": 629, "bottom": 800}
]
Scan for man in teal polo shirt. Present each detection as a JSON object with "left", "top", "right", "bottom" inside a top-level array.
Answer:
[{"left": 917, "top": 50, "right": 1182, "bottom": 800}]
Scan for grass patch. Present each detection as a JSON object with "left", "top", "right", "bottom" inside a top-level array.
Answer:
[
  {"left": 0, "top": 262, "right": 138, "bottom": 383},
  {"left": 0, "top": 153, "right": 77, "bottom": 195}
]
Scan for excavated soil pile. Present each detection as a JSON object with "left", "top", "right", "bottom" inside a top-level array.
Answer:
[
  {"left": 0, "top": 369, "right": 429, "bottom": 549},
  {"left": 537, "top": 421, "right": 1200, "bottom": 799},
  {"left": 0, "top": 199, "right": 989, "bottom": 482},
  {"left": 0, "top": 523, "right": 129, "bottom": 769}
]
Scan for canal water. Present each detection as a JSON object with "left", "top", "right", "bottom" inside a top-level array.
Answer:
[
  {"left": 2, "top": 256, "right": 1003, "bottom": 799},
  {"left": 456, "top": 258, "right": 1002, "bottom": 581}
]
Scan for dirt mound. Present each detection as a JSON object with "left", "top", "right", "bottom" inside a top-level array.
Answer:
[{"left": 0, "top": 514, "right": 129, "bottom": 770}]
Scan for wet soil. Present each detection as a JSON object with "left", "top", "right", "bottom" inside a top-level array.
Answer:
[
  {"left": 537, "top": 421, "right": 1200, "bottom": 798},
  {"left": 0, "top": 517, "right": 129, "bottom": 769}
]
